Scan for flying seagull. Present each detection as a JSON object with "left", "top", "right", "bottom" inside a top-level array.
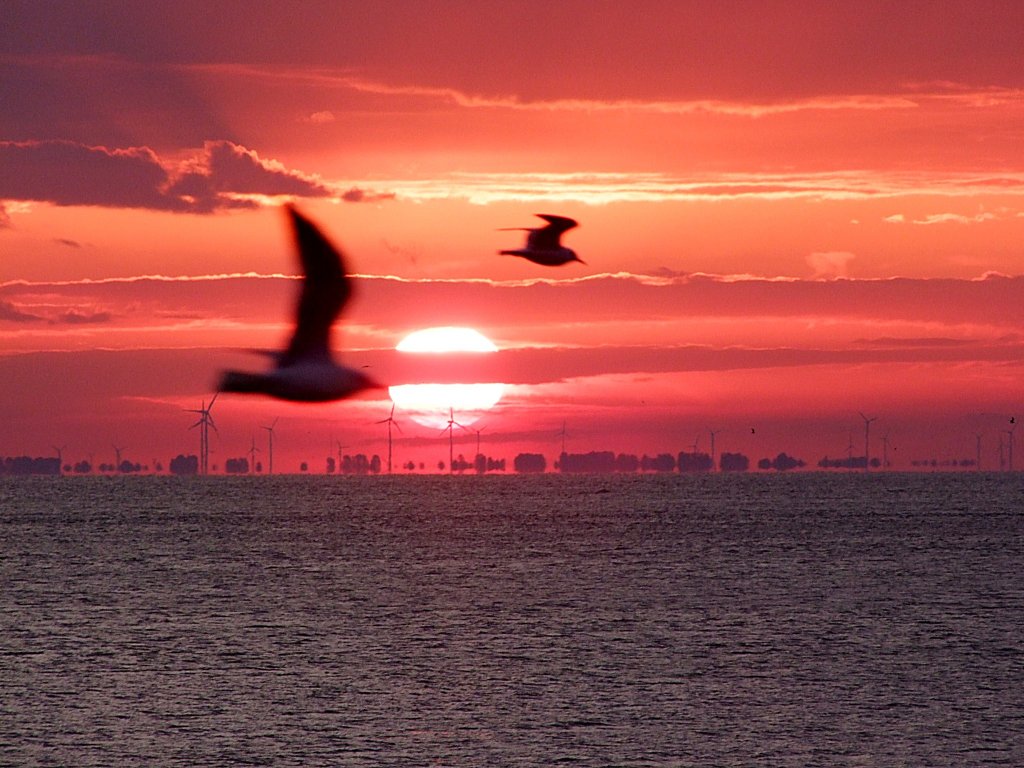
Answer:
[
  {"left": 499, "top": 214, "right": 583, "bottom": 266},
  {"left": 218, "top": 205, "right": 380, "bottom": 402}
]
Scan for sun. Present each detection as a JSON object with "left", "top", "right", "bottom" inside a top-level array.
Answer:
[{"left": 389, "top": 327, "right": 505, "bottom": 428}]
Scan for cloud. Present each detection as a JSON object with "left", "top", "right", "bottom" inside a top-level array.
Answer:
[
  {"left": 368, "top": 170, "right": 1024, "bottom": 206},
  {"left": 912, "top": 212, "right": 997, "bottom": 225},
  {"left": 54, "top": 309, "right": 113, "bottom": 324},
  {"left": 854, "top": 337, "right": 974, "bottom": 348},
  {"left": 166, "top": 140, "right": 332, "bottom": 210},
  {"left": 885, "top": 210, "right": 1001, "bottom": 225},
  {"left": 807, "top": 251, "right": 855, "bottom": 278},
  {"left": 0, "top": 139, "right": 393, "bottom": 213},
  {"left": 54, "top": 238, "right": 82, "bottom": 248},
  {"left": 332, "top": 76, "right": 921, "bottom": 118},
  {"left": 0, "top": 140, "right": 174, "bottom": 209},
  {"left": 305, "top": 111, "right": 336, "bottom": 124},
  {"left": 0, "top": 300, "right": 42, "bottom": 322},
  {"left": 340, "top": 186, "right": 396, "bottom": 204}
]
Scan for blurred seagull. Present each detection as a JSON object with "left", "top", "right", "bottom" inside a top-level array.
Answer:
[
  {"left": 499, "top": 214, "right": 583, "bottom": 266},
  {"left": 218, "top": 205, "right": 380, "bottom": 402}
]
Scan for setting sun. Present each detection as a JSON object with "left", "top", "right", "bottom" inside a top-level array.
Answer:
[{"left": 389, "top": 327, "right": 506, "bottom": 427}]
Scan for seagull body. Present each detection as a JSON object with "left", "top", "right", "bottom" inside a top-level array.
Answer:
[
  {"left": 499, "top": 214, "right": 582, "bottom": 266},
  {"left": 218, "top": 205, "right": 379, "bottom": 402}
]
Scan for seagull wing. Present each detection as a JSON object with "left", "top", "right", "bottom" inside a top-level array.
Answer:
[
  {"left": 528, "top": 214, "right": 578, "bottom": 249},
  {"left": 279, "top": 205, "right": 351, "bottom": 367}
]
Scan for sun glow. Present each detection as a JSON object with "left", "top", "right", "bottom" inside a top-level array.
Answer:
[
  {"left": 395, "top": 326, "right": 499, "bottom": 353},
  {"left": 389, "top": 327, "right": 505, "bottom": 427}
]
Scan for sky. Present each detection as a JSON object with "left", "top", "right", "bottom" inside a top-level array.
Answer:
[{"left": 2, "top": 0, "right": 1023, "bottom": 472}]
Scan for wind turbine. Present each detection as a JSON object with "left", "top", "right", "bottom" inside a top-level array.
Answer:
[
  {"left": 53, "top": 444, "right": 67, "bottom": 475},
  {"left": 471, "top": 424, "right": 487, "bottom": 457},
  {"left": 881, "top": 434, "right": 896, "bottom": 470},
  {"left": 375, "top": 403, "right": 402, "bottom": 474},
  {"left": 707, "top": 428, "right": 723, "bottom": 472},
  {"left": 558, "top": 420, "right": 568, "bottom": 456},
  {"left": 982, "top": 413, "right": 1017, "bottom": 472},
  {"left": 441, "top": 407, "right": 468, "bottom": 474},
  {"left": 1005, "top": 423, "right": 1016, "bottom": 472},
  {"left": 974, "top": 432, "right": 983, "bottom": 471},
  {"left": 262, "top": 418, "right": 278, "bottom": 475},
  {"left": 186, "top": 394, "right": 219, "bottom": 475},
  {"left": 859, "top": 412, "right": 877, "bottom": 472},
  {"left": 113, "top": 444, "right": 125, "bottom": 473},
  {"left": 248, "top": 433, "right": 260, "bottom": 474}
]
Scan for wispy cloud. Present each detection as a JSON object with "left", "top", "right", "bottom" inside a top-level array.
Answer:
[
  {"left": 333, "top": 76, "right": 921, "bottom": 118},
  {"left": 178, "top": 62, "right": 1024, "bottom": 118},
  {"left": 884, "top": 209, "right": 1005, "bottom": 225},
  {"left": 372, "top": 170, "right": 1024, "bottom": 206},
  {"left": 910, "top": 212, "right": 998, "bottom": 225},
  {"left": 55, "top": 309, "right": 113, "bottom": 324},
  {"left": 807, "top": 251, "right": 856, "bottom": 279}
]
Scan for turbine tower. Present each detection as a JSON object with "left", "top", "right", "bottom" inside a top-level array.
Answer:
[
  {"left": 1005, "top": 423, "right": 1016, "bottom": 472},
  {"left": 472, "top": 424, "right": 487, "bottom": 457},
  {"left": 859, "top": 412, "right": 877, "bottom": 472},
  {"left": 881, "top": 434, "right": 895, "bottom": 470},
  {"left": 113, "top": 444, "right": 125, "bottom": 473},
  {"left": 982, "top": 413, "right": 1017, "bottom": 472},
  {"left": 441, "top": 407, "right": 468, "bottom": 474},
  {"left": 53, "top": 444, "right": 67, "bottom": 475},
  {"left": 186, "top": 393, "right": 218, "bottom": 475},
  {"left": 262, "top": 418, "right": 278, "bottom": 475},
  {"left": 248, "top": 433, "right": 260, "bottom": 474},
  {"left": 707, "top": 428, "right": 722, "bottom": 472},
  {"left": 375, "top": 403, "right": 402, "bottom": 474}
]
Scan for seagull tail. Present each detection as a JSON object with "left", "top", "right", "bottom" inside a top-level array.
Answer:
[{"left": 218, "top": 370, "right": 267, "bottom": 395}]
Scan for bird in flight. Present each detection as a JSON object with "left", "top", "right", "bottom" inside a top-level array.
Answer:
[
  {"left": 499, "top": 214, "right": 583, "bottom": 266},
  {"left": 218, "top": 205, "right": 380, "bottom": 402}
]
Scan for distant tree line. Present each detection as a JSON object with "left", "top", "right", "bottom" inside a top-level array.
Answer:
[{"left": 1, "top": 456, "right": 61, "bottom": 475}]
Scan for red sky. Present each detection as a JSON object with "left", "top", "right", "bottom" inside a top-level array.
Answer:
[{"left": 2, "top": 1, "right": 1022, "bottom": 472}]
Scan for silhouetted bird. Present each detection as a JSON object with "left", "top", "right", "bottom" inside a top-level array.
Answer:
[
  {"left": 499, "top": 214, "right": 583, "bottom": 266},
  {"left": 218, "top": 205, "right": 380, "bottom": 402}
]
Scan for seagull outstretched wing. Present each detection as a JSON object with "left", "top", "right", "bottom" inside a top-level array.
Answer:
[
  {"left": 280, "top": 205, "right": 352, "bottom": 367},
  {"left": 526, "top": 214, "right": 578, "bottom": 250}
]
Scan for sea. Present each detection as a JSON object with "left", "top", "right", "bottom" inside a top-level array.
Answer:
[{"left": 2, "top": 472, "right": 1022, "bottom": 767}]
